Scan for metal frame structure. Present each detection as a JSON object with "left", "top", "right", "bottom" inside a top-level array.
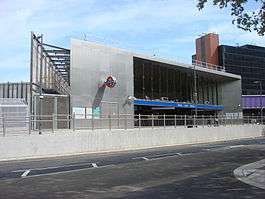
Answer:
[
  {"left": 30, "top": 32, "right": 70, "bottom": 95},
  {"left": 30, "top": 32, "right": 71, "bottom": 115},
  {"left": 29, "top": 32, "right": 71, "bottom": 133}
]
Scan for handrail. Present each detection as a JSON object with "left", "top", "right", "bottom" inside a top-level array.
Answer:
[
  {"left": 0, "top": 113, "right": 263, "bottom": 137},
  {"left": 192, "top": 59, "right": 225, "bottom": 72}
]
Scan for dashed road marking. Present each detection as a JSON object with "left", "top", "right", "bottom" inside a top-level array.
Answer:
[
  {"left": 21, "top": 169, "right": 31, "bottom": 177},
  {"left": 230, "top": 145, "right": 245, "bottom": 149},
  {"left": 13, "top": 162, "right": 93, "bottom": 173},
  {"left": 132, "top": 157, "right": 149, "bottom": 161},
  {"left": 92, "top": 163, "right": 98, "bottom": 168}
]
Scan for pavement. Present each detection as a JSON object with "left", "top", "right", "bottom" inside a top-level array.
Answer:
[
  {"left": 234, "top": 158, "right": 265, "bottom": 190},
  {"left": 0, "top": 137, "right": 264, "bottom": 198}
]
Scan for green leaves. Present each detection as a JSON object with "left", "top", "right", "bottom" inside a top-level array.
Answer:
[{"left": 197, "top": 0, "right": 265, "bottom": 35}]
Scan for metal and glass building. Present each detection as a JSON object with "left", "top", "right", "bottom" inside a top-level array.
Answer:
[{"left": 219, "top": 45, "right": 265, "bottom": 95}]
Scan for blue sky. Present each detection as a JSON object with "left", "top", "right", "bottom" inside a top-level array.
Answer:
[{"left": 0, "top": 0, "right": 264, "bottom": 82}]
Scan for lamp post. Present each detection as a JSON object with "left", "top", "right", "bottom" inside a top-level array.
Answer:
[
  {"left": 253, "top": 81, "right": 263, "bottom": 117},
  {"left": 192, "top": 64, "right": 198, "bottom": 125}
]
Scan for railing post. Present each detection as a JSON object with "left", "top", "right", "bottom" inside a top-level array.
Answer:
[
  {"left": 138, "top": 114, "right": 141, "bottom": 130},
  {"left": 124, "top": 114, "right": 127, "bottom": 130},
  {"left": 193, "top": 115, "right": 196, "bottom": 127},
  {"left": 118, "top": 113, "right": 120, "bottom": 129},
  {"left": 152, "top": 114, "right": 154, "bottom": 129},
  {"left": 108, "top": 114, "right": 111, "bottom": 131},
  {"left": 2, "top": 114, "right": 6, "bottom": 137},
  {"left": 202, "top": 115, "right": 205, "bottom": 127},
  {"left": 52, "top": 114, "right": 55, "bottom": 133},
  {"left": 38, "top": 114, "right": 42, "bottom": 135},
  {"left": 28, "top": 115, "right": 31, "bottom": 135},
  {"left": 174, "top": 115, "right": 176, "bottom": 128},
  {"left": 184, "top": 115, "right": 187, "bottom": 127},
  {"left": 72, "top": 113, "right": 75, "bottom": 131},
  {"left": 163, "top": 114, "right": 166, "bottom": 128},
  {"left": 92, "top": 114, "right": 94, "bottom": 130}
]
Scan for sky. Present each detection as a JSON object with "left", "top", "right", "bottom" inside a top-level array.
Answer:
[{"left": 0, "top": 0, "right": 264, "bottom": 82}]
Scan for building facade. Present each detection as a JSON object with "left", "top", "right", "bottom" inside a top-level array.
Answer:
[
  {"left": 219, "top": 45, "right": 265, "bottom": 95},
  {"left": 70, "top": 39, "right": 242, "bottom": 120}
]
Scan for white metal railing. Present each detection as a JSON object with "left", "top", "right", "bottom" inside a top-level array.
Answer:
[
  {"left": 0, "top": 114, "right": 264, "bottom": 137},
  {"left": 192, "top": 59, "right": 225, "bottom": 72}
]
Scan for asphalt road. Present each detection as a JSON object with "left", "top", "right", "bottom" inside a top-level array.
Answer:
[{"left": 0, "top": 138, "right": 265, "bottom": 199}]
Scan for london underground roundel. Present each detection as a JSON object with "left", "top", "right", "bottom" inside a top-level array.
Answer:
[{"left": 105, "top": 75, "right": 117, "bottom": 88}]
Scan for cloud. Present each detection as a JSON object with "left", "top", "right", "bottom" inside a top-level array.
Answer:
[
  {"left": 208, "top": 22, "right": 265, "bottom": 46},
  {"left": 0, "top": 0, "right": 264, "bottom": 82}
]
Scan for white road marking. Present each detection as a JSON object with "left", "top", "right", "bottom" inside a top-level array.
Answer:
[
  {"left": 204, "top": 145, "right": 245, "bottom": 152},
  {"left": 21, "top": 169, "right": 31, "bottom": 177},
  {"left": 12, "top": 162, "right": 94, "bottom": 173},
  {"left": 141, "top": 157, "right": 149, "bottom": 161},
  {"left": 12, "top": 169, "right": 27, "bottom": 173},
  {"left": 230, "top": 145, "right": 245, "bottom": 149},
  {"left": 132, "top": 157, "right": 149, "bottom": 161},
  {"left": 150, "top": 152, "right": 183, "bottom": 158},
  {"left": 92, "top": 163, "right": 98, "bottom": 168}
]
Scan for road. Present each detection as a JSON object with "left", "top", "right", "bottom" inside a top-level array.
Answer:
[{"left": 0, "top": 138, "right": 264, "bottom": 198}]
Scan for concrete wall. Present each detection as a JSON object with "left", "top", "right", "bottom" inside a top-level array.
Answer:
[
  {"left": 221, "top": 79, "right": 242, "bottom": 114},
  {"left": 70, "top": 39, "right": 134, "bottom": 116},
  {"left": 0, "top": 125, "right": 263, "bottom": 161}
]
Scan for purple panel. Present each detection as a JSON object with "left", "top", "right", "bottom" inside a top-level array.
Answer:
[{"left": 242, "top": 96, "right": 265, "bottom": 109}]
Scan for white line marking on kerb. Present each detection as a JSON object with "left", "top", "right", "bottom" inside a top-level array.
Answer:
[
  {"left": 21, "top": 169, "right": 31, "bottom": 177},
  {"left": 92, "top": 163, "right": 98, "bottom": 168}
]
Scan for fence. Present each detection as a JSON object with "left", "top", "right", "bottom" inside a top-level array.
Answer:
[{"left": 0, "top": 114, "right": 264, "bottom": 136}]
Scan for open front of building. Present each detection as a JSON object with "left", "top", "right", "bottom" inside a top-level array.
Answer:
[{"left": 133, "top": 57, "right": 225, "bottom": 116}]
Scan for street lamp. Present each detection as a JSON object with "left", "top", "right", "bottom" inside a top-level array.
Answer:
[{"left": 253, "top": 81, "right": 263, "bottom": 117}]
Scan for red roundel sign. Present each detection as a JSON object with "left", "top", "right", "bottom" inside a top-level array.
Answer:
[{"left": 105, "top": 76, "right": 117, "bottom": 88}]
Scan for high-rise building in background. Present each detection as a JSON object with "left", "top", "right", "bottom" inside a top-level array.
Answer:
[
  {"left": 219, "top": 44, "right": 265, "bottom": 95},
  {"left": 195, "top": 33, "right": 219, "bottom": 66},
  {"left": 194, "top": 33, "right": 265, "bottom": 116}
]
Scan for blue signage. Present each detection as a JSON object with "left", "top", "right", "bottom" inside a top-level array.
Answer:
[{"left": 133, "top": 99, "right": 224, "bottom": 110}]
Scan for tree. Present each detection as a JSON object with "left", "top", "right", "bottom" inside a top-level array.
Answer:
[{"left": 197, "top": 0, "right": 265, "bottom": 36}]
